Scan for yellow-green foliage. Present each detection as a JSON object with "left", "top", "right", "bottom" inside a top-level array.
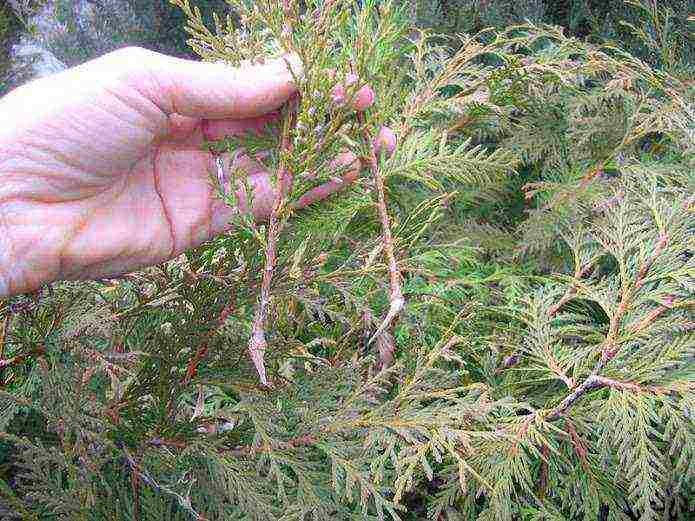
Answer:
[{"left": 0, "top": 1, "right": 692, "bottom": 520}]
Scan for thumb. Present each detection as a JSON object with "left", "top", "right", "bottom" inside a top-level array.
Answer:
[{"left": 131, "top": 48, "right": 302, "bottom": 119}]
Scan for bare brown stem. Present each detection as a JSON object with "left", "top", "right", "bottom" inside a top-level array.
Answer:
[
  {"left": 247, "top": 110, "right": 297, "bottom": 385},
  {"left": 546, "top": 374, "right": 604, "bottom": 420},
  {"left": 356, "top": 113, "right": 404, "bottom": 345}
]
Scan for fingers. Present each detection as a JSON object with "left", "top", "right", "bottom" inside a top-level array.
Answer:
[
  {"left": 291, "top": 152, "right": 362, "bottom": 210},
  {"left": 129, "top": 47, "right": 303, "bottom": 119},
  {"left": 209, "top": 150, "right": 360, "bottom": 234},
  {"left": 290, "top": 126, "right": 397, "bottom": 211},
  {"left": 201, "top": 113, "right": 281, "bottom": 142},
  {"left": 209, "top": 122, "right": 396, "bottom": 235}
]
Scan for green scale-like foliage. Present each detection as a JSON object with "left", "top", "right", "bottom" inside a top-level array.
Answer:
[{"left": 0, "top": 1, "right": 693, "bottom": 520}]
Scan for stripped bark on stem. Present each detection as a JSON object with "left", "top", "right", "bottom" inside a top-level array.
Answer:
[
  {"left": 247, "top": 109, "right": 297, "bottom": 385},
  {"left": 356, "top": 113, "right": 404, "bottom": 345}
]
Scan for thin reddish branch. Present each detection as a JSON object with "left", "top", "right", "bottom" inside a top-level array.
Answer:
[
  {"left": 592, "top": 376, "right": 644, "bottom": 392},
  {"left": 357, "top": 113, "right": 404, "bottom": 345},
  {"left": 545, "top": 231, "right": 671, "bottom": 420},
  {"left": 601, "top": 231, "right": 668, "bottom": 361},
  {"left": 547, "top": 262, "right": 594, "bottom": 317},
  {"left": 630, "top": 305, "right": 668, "bottom": 333},
  {"left": 182, "top": 303, "right": 235, "bottom": 385}
]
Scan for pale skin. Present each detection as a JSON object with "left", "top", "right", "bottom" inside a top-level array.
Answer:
[{"left": 0, "top": 47, "right": 370, "bottom": 297}]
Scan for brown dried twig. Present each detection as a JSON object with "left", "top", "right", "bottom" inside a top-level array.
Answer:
[
  {"left": 247, "top": 106, "right": 297, "bottom": 386},
  {"left": 357, "top": 113, "right": 404, "bottom": 345}
]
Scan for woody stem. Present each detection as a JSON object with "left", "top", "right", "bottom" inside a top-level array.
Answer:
[
  {"left": 357, "top": 113, "right": 404, "bottom": 344},
  {"left": 247, "top": 108, "right": 296, "bottom": 385}
]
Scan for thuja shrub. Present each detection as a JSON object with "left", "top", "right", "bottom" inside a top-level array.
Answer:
[
  {"left": 0, "top": 1, "right": 693, "bottom": 520},
  {"left": 404, "top": 0, "right": 695, "bottom": 70}
]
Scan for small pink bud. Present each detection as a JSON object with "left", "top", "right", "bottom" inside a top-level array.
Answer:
[
  {"left": 372, "top": 126, "right": 397, "bottom": 157},
  {"left": 353, "top": 84, "right": 375, "bottom": 111},
  {"left": 330, "top": 73, "right": 374, "bottom": 111}
]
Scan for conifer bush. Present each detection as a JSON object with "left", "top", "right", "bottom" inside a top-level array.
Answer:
[{"left": 0, "top": 1, "right": 693, "bottom": 520}]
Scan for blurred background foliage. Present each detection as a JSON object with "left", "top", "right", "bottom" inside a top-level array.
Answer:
[
  {"left": 2, "top": 1, "right": 694, "bottom": 74},
  {"left": 1, "top": 1, "right": 692, "bottom": 97}
]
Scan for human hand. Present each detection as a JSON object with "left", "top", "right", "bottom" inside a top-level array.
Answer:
[{"left": 0, "top": 47, "right": 375, "bottom": 297}]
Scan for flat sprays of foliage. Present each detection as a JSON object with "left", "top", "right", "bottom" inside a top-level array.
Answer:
[{"left": 0, "top": 1, "right": 693, "bottom": 520}]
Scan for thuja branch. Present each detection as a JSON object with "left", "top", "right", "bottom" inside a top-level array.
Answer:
[
  {"left": 546, "top": 230, "right": 670, "bottom": 420},
  {"left": 600, "top": 230, "right": 668, "bottom": 361},
  {"left": 248, "top": 106, "right": 297, "bottom": 386},
  {"left": 499, "top": 262, "right": 596, "bottom": 378},
  {"left": 357, "top": 113, "right": 404, "bottom": 345},
  {"left": 119, "top": 443, "right": 207, "bottom": 521},
  {"left": 547, "top": 262, "right": 595, "bottom": 317}
]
